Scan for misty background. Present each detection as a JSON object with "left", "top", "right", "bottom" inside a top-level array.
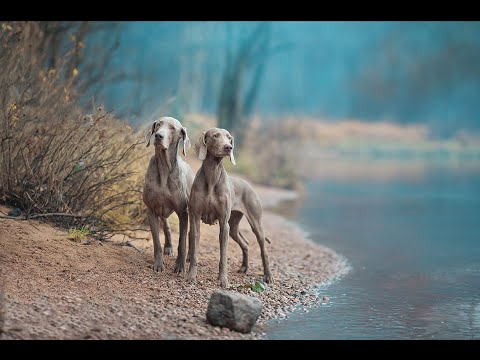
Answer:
[{"left": 80, "top": 21, "right": 480, "bottom": 137}]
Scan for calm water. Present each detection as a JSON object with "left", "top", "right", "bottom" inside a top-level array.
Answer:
[{"left": 266, "top": 165, "right": 480, "bottom": 339}]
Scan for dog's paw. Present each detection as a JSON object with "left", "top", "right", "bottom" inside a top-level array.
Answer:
[
  {"left": 187, "top": 266, "right": 197, "bottom": 283},
  {"left": 173, "top": 261, "right": 185, "bottom": 274},
  {"left": 152, "top": 260, "right": 164, "bottom": 272},
  {"left": 237, "top": 265, "right": 248, "bottom": 274},
  {"left": 219, "top": 276, "right": 230, "bottom": 289},
  {"left": 163, "top": 246, "right": 174, "bottom": 256},
  {"left": 263, "top": 273, "right": 274, "bottom": 284}
]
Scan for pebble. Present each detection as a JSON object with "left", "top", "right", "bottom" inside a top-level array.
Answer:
[{"left": 2, "top": 204, "right": 348, "bottom": 341}]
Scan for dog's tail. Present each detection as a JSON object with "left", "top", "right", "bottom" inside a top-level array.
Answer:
[{"left": 265, "top": 236, "right": 272, "bottom": 244}]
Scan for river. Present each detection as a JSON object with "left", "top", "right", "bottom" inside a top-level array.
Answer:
[{"left": 266, "top": 163, "right": 480, "bottom": 339}]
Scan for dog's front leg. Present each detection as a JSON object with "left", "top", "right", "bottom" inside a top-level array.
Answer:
[
  {"left": 147, "top": 208, "right": 164, "bottom": 272},
  {"left": 174, "top": 208, "right": 188, "bottom": 273},
  {"left": 218, "top": 218, "right": 230, "bottom": 288},
  {"left": 187, "top": 209, "right": 200, "bottom": 283}
]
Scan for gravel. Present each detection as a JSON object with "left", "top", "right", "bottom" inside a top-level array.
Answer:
[{"left": 0, "top": 193, "right": 349, "bottom": 340}]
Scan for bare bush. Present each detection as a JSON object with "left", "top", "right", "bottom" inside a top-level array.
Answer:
[
  {"left": 0, "top": 22, "right": 147, "bottom": 237},
  {"left": 232, "top": 118, "right": 302, "bottom": 190}
]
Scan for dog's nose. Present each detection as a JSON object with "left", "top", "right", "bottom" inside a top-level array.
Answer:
[
  {"left": 155, "top": 133, "right": 164, "bottom": 140},
  {"left": 224, "top": 144, "right": 233, "bottom": 152}
]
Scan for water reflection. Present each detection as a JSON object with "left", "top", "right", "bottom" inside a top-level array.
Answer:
[{"left": 266, "top": 163, "right": 480, "bottom": 339}]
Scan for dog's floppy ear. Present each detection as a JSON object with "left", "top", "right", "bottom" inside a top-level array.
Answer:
[
  {"left": 229, "top": 135, "right": 236, "bottom": 165},
  {"left": 181, "top": 127, "right": 191, "bottom": 156},
  {"left": 145, "top": 121, "right": 158, "bottom": 147},
  {"left": 194, "top": 131, "right": 208, "bottom": 161}
]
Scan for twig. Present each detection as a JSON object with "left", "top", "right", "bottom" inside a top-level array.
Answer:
[
  {"left": 96, "top": 230, "right": 149, "bottom": 241},
  {"left": 119, "top": 241, "right": 143, "bottom": 253},
  {"left": 0, "top": 212, "right": 83, "bottom": 220},
  {"left": 28, "top": 212, "right": 83, "bottom": 219}
]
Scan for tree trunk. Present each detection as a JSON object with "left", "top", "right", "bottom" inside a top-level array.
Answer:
[{"left": 216, "top": 22, "right": 275, "bottom": 149}]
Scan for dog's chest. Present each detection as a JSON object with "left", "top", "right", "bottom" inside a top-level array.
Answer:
[
  {"left": 144, "top": 180, "right": 183, "bottom": 217},
  {"left": 201, "top": 207, "right": 220, "bottom": 225},
  {"left": 199, "top": 191, "right": 228, "bottom": 225}
]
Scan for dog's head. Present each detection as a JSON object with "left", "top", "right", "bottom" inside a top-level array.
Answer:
[
  {"left": 194, "top": 127, "right": 235, "bottom": 165},
  {"left": 146, "top": 116, "right": 191, "bottom": 156}
]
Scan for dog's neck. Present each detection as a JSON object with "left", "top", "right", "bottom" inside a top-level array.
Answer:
[
  {"left": 154, "top": 140, "right": 180, "bottom": 188},
  {"left": 201, "top": 154, "right": 226, "bottom": 195}
]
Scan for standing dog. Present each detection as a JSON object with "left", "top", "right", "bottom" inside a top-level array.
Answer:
[
  {"left": 143, "top": 117, "right": 194, "bottom": 274},
  {"left": 187, "top": 127, "right": 273, "bottom": 288}
]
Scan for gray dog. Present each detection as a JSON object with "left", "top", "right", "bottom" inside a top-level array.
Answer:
[
  {"left": 143, "top": 116, "right": 194, "bottom": 274},
  {"left": 187, "top": 127, "right": 273, "bottom": 288}
]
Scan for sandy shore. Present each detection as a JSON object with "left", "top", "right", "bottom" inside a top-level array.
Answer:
[{"left": 0, "top": 184, "right": 348, "bottom": 339}]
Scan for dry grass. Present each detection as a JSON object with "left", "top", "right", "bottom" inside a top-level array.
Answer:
[
  {"left": 264, "top": 116, "right": 480, "bottom": 157},
  {"left": 277, "top": 117, "right": 428, "bottom": 143},
  {"left": 234, "top": 118, "right": 302, "bottom": 190},
  {"left": 67, "top": 226, "right": 90, "bottom": 241},
  {"left": 181, "top": 114, "right": 480, "bottom": 189}
]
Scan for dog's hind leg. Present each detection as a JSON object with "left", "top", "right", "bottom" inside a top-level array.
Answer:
[
  {"left": 161, "top": 217, "right": 173, "bottom": 256},
  {"left": 229, "top": 210, "right": 249, "bottom": 273},
  {"left": 244, "top": 212, "right": 274, "bottom": 284}
]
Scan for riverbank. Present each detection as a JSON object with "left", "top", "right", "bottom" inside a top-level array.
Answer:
[{"left": 0, "top": 183, "right": 348, "bottom": 339}]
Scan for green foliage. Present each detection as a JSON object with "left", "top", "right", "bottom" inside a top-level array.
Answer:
[
  {"left": 68, "top": 226, "right": 90, "bottom": 241},
  {"left": 250, "top": 280, "right": 266, "bottom": 293},
  {"left": 233, "top": 280, "right": 266, "bottom": 293}
]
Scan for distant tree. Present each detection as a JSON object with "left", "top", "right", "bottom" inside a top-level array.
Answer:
[
  {"left": 352, "top": 22, "right": 480, "bottom": 136},
  {"left": 217, "top": 22, "right": 290, "bottom": 147},
  {"left": 32, "top": 22, "right": 125, "bottom": 111}
]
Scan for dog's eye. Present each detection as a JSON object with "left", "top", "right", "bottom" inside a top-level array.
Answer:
[
  {"left": 213, "top": 133, "right": 219, "bottom": 138},
  {"left": 169, "top": 126, "right": 175, "bottom": 131}
]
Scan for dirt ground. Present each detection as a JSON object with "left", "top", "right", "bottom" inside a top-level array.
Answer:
[{"left": 0, "top": 185, "right": 348, "bottom": 340}]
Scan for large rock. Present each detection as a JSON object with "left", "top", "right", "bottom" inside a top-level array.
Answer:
[{"left": 206, "top": 290, "right": 263, "bottom": 333}]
